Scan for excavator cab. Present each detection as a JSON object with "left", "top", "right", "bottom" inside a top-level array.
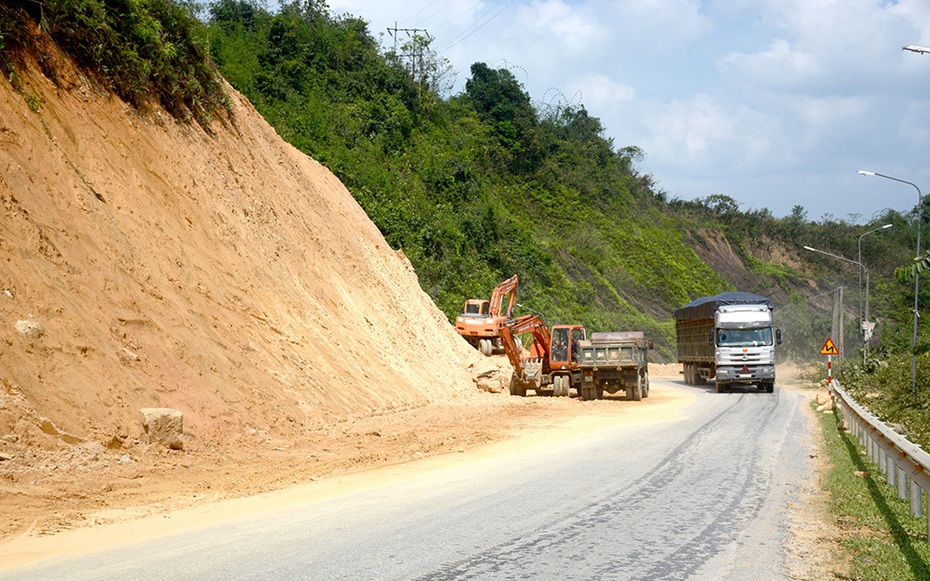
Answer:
[
  {"left": 462, "top": 299, "right": 490, "bottom": 316},
  {"left": 550, "top": 325, "right": 586, "bottom": 367}
]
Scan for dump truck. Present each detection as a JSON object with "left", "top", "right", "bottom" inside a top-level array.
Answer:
[
  {"left": 576, "top": 331, "right": 653, "bottom": 401},
  {"left": 499, "top": 314, "right": 586, "bottom": 397},
  {"left": 674, "top": 292, "right": 782, "bottom": 393},
  {"left": 455, "top": 274, "right": 519, "bottom": 356}
]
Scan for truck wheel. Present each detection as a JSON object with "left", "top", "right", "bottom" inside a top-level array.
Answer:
[
  {"left": 643, "top": 373, "right": 650, "bottom": 398},
  {"left": 715, "top": 381, "right": 725, "bottom": 393},
  {"left": 765, "top": 382, "right": 774, "bottom": 393},
  {"left": 632, "top": 375, "right": 643, "bottom": 401},
  {"left": 580, "top": 386, "right": 590, "bottom": 401}
]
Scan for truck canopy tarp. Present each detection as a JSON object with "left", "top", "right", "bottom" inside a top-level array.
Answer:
[{"left": 674, "top": 292, "right": 774, "bottom": 321}]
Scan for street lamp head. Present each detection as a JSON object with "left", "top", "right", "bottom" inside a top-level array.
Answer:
[
  {"left": 881, "top": 223, "right": 893, "bottom": 230},
  {"left": 803, "top": 245, "right": 816, "bottom": 252},
  {"left": 903, "top": 44, "right": 930, "bottom": 54},
  {"left": 858, "top": 170, "right": 876, "bottom": 176}
]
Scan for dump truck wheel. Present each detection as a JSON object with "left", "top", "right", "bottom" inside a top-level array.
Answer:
[
  {"left": 643, "top": 373, "right": 650, "bottom": 398},
  {"left": 765, "top": 382, "right": 774, "bottom": 393},
  {"left": 632, "top": 375, "right": 643, "bottom": 401},
  {"left": 715, "top": 381, "right": 725, "bottom": 393}
]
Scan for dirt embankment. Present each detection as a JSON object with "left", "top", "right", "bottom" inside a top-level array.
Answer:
[{"left": 0, "top": 40, "right": 528, "bottom": 542}]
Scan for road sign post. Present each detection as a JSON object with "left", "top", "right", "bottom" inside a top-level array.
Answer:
[{"left": 820, "top": 338, "right": 839, "bottom": 384}]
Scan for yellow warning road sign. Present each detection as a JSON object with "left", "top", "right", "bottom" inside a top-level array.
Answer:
[{"left": 820, "top": 338, "right": 839, "bottom": 355}]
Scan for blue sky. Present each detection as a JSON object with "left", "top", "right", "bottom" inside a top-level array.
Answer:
[{"left": 327, "top": 0, "right": 930, "bottom": 222}]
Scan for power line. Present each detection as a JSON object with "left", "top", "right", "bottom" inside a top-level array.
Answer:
[
  {"left": 400, "top": 0, "right": 448, "bottom": 26},
  {"left": 438, "top": 0, "right": 518, "bottom": 52},
  {"left": 410, "top": 0, "right": 459, "bottom": 27},
  {"left": 432, "top": 0, "right": 484, "bottom": 29}
]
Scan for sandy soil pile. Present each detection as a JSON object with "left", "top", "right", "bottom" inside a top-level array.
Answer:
[{"left": 0, "top": 41, "right": 527, "bottom": 539}]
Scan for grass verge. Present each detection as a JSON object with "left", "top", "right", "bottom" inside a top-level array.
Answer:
[{"left": 818, "top": 403, "right": 930, "bottom": 580}]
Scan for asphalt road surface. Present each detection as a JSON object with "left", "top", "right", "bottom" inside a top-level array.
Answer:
[{"left": 2, "top": 380, "right": 816, "bottom": 580}]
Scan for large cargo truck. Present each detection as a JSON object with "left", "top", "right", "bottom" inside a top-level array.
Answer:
[{"left": 674, "top": 292, "right": 782, "bottom": 393}]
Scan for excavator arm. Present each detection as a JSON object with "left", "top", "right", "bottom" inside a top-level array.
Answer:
[
  {"left": 499, "top": 314, "right": 551, "bottom": 378},
  {"left": 487, "top": 274, "right": 519, "bottom": 318}
]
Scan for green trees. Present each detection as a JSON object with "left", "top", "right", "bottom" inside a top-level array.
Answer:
[
  {"left": 201, "top": 1, "right": 882, "bottom": 357},
  {"left": 2, "top": 0, "right": 229, "bottom": 124},
  {"left": 5, "top": 0, "right": 922, "bottom": 363}
]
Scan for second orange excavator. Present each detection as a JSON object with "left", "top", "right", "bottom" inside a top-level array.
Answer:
[{"left": 455, "top": 274, "right": 519, "bottom": 356}]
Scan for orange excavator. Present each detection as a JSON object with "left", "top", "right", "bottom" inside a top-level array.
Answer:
[
  {"left": 499, "top": 314, "right": 586, "bottom": 397},
  {"left": 455, "top": 274, "right": 519, "bottom": 356}
]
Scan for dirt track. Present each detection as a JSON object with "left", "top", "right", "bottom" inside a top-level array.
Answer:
[{"left": 0, "top": 363, "right": 689, "bottom": 564}]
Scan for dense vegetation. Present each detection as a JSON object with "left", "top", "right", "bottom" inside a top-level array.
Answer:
[
  {"left": 1, "top": 1, "right": 927, "bottom": 401},
  {"left": 0, "top": 0, "right": 228, "bottom": 125}
]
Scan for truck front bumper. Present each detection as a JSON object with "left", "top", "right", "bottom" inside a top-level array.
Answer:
[{"left": 715, "top": 365, "right": 775, "bottom": 384}]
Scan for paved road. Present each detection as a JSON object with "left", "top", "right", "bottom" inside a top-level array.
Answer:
[{"left": 2, "top": 380, "right": 815, "bottom": 580}]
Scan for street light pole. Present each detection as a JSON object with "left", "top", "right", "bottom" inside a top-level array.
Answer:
[
  {"left": 858, "top": 224, "right": 893, "bottom": 364},
  {"left": 857, "top": 170, "right": 923, "bottom": 400},
  {"left": 803, "top": 245, "right": 863, "bottom": 360}
]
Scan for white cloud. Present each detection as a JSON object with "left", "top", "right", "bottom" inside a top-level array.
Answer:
[{"left": 563, "top": 74, "right": 636, "bottom": 108}]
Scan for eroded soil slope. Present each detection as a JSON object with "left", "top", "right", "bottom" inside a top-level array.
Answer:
[{"left": 0, "top": 45, "right": 517, "bottom": 538}]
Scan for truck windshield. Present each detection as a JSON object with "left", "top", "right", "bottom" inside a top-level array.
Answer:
[{"left": 717, "top": 328, "right": 773, "bottom": 347}]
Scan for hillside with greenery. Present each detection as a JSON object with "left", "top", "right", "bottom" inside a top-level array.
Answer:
[{"left": 1, "top": 0, "right": 927, "bottom": 374}]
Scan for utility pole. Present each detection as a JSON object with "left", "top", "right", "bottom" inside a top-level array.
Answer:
[
  {"left": 387, "top": 23, "right": 432, "bottom": 98},
  {"left": 832, "top": 287, "right": 844, "bottom": 360}
]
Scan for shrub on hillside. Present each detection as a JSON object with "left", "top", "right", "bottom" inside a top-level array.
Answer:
[{"left": 0, "top": 0, "right": 228, "bottom": 125}]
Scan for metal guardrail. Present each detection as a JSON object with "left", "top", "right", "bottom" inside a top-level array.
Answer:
[{"left": 831, "top": 379, "right": 930, "bottom": 541}]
